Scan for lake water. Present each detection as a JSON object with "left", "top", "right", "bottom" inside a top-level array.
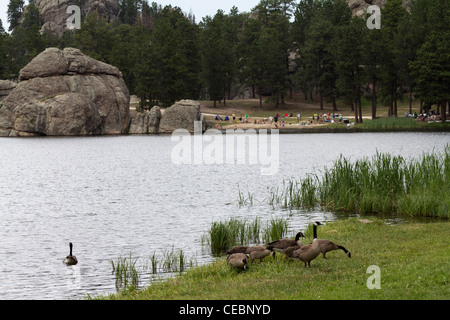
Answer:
[{"left": 0, "top": 131, "right": 448, "bottom": 300}]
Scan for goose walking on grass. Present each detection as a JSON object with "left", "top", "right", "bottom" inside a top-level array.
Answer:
[
  {"left": 63, "top": 242, "right": 78, "bottom": 266},
  {"left": 247, "top": 246, "right": 272, "bottom": 263},
  {"left": 266, "top": 232, "right": 306, "bottom": 257},
  {"left": 226, "top": 245, "right": 272, "bottom": 262},
  {"left": 318, "top": 240, "right": 351, "bottom": 259},
  {"left": 226, "top": 246, "right": 250, "bottom": 255},
  {"left": 227, "top": 253, "right": 249, "bottom": 272},
  {"left": 285, "top": 222, "right": 322, "bottom": 268},
  {"left": 314, "top": 222, "right": 352, "bottom": 259}
]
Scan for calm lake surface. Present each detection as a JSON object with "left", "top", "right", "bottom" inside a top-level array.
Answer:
[{"left": 0, "top": 132, "right": 448, "bottom": 300}]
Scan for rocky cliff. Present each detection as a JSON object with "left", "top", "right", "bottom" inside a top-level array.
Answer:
[
  {"left": 347, "top": 0, "right": 412, "bottom": 17},
  {"left": 0, "top": 47, "right": 130, "bottom": 137},
  {"left": 34, "top": 0, "right": 120, "bottom": 36},
  {"left": 30, "top": 1, "right": 413, "bottom": 37}
]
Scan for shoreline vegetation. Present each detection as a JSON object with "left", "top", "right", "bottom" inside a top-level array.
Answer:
[
  {"left": 95, "top": 147, "right": 449, "bottom": 300},
  {"left": 96, "top": 218, "right": 449, "bottom": 300},
  {"left": 267, "top": 147, "right": 450, "bottom": 218}
]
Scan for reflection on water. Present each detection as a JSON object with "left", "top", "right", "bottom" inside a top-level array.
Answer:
[{"left": 0, "top": 132, "right": 448, "bottom": 299}]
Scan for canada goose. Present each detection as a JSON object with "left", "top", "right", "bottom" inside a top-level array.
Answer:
[
  {"left": 266, "top": 232, "right": 306, "bottom": 256},
  {"left": 226, "top": 245, "right": 249, "bottom": 255},
  {"left": 63, "top": 242, "right": 78, "bottom": 265},
  {"left": 285, "top": 222, "right": 322, "bottom": 267},
  {"left": 227, "top": 253, "right": 249, "bottom": 272},
  {"left": 314, "top": 222, "right": 351, "bottom": 259},
  {"left": 318, "top": 240, "right": 351, "bottom": 259},
  {"left": 247, "top": 246, "right": 272, "bottom": 263}
]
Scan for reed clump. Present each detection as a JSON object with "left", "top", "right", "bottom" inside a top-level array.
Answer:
[
  {"left": 202, "top": 217, "right": 291, "bottom": 256},
  {"left": 111, "top": 248, "right": 197, "bottom": 292},
  {"left": 111, "top": 253, "right": 140, "bottom": 291},
  {"left": 268, "top": 147, "right": 449, "bottom": 218}
]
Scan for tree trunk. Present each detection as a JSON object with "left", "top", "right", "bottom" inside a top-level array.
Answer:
[
  {"left": 388, "top": 98, "right": 393, "bottom": 117},
  {"left": 213, "top": 100, "right": 217, "bottom": 108},
  {"left": 320, "top": 93, "right": 324, "bottom": 110},
  {"left": 358, "top": 96, "right": 363, "bottom": 124},
  {"left": 372, "top": 77, "right": 377, "bottom": 119},
  {"left": 409, "top": 88, "right": 413, "bottom": 115},
  {"left": 393, "top": 80, "right": 398, "bottom": 118},
  {"left": 441, "top": 100, "right": 447, "bottom": 121},
  {"left": 252, "top": 85, "right": 256, "bottom": 99},
  {"left": 332, "top": 97, "right": 337, "bottom": 112},
  {"left": 259, "top": 89, "right": 263, "bottom": 109},
  {"left": 353, "top": 100, "right": 358, "bottom": 123}
]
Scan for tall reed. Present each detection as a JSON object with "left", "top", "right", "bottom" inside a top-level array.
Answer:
[
  {"left": 262, "top": 218, "right": 289, "bottom": 244},
  {"left": 267, "top": 147, "right": 449, "bottom": 218},
  {"left": 203, "top": 217, "right": 290, "bottom": 255},
  {"left": 110, "top": 253, "right": 140, "bottom": 291}
]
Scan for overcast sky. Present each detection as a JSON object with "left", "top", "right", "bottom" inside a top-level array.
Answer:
[{"left": 0, "top": 0, "right": 260, "bottom": 32}]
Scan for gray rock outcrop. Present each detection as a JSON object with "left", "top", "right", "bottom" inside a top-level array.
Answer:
[
  {"left": 0, "top": 80, "right": 16, "bottom": 101},
  {"left": 34, "top": 0, "right": 120, "bottom": 37},
  {"left": 129, "top": 100, "right": 203, "bottom": 135},
  {"left": 129, "top": 106, "right": 161, "bottom": 134},
  {"left": 159, "top": 100, "right": 202, "bottom": 134},
  {"left": 0, "top": 47, "right": 130, "bottom": 137},
  {"left": 346, "top": 0, "right": 412, "bottom": 17}
]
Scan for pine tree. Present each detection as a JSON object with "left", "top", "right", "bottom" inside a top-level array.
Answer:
[
  {"left": 7, "top": 0, "right": 25, "bottom": 32},
  {"left": 74, "top": 10, "right": 114, "bottom": 63},
  {"left": 334, "top": 16, "right": 366, "bottom": 123}
]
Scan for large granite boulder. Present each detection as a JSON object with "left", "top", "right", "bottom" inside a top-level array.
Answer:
[
  {"left": 0, "top": 47, "right": 130, "bottom": 137},
  {"left": 158, "top": 100, "right": 202, "bottom": 134},
  {"left": 129, "top": 106, "right": 161, "bottom": 134},
  {"left": 0, "top": 80, "right": 16, "bottom": 101}
]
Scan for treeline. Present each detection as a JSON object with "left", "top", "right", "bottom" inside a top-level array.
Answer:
[{"left": 0, "top": 0, "right": 449, "bottom": 120}]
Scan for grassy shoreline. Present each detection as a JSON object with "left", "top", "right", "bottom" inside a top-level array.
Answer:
[{"left": 96, "top": 218, "right": 449, "bottom": 300}]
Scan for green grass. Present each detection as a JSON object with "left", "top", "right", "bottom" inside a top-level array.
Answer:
[{"left": 97, "top": 219, "right": 450, "bottom": 300}]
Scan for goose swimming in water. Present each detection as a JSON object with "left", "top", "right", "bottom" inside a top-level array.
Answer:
[{"left": 63, "top": 242, "right": 78, "bottom": 265}]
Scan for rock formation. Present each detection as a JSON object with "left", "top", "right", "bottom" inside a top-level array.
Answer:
[
  {"left": 347, "top": 0, "right": 412, "bottom": 17},
  {"left": 0, "top": 47, "right": 130, "bottom": 137},
  {"left": 159, "top": 100, "right": 202, "bottom": 134},
  {"left": 34, "top": 0, "right": 120, "bottom": 36},
  {"left": 0, "top": 80, "right": 16, "bottom": 101},
  {"left": 129, "top": 106, "right": 161, "bottom": 134},
  {"left": 129, "top": 100, "right": 204, "bottom": 135}
]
